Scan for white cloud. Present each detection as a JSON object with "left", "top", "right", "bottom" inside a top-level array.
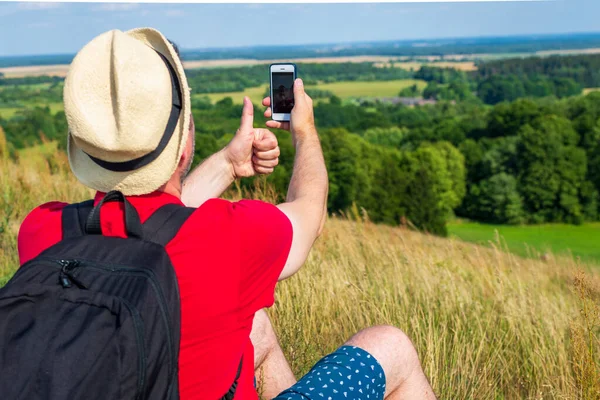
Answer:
[
  {"left": 93, "top": 3, "right": 140, "bottom": 12},
  {"left": 18, "top": 2, "right": 61, "bottom": 11},
  {"left": 165, "top": 9, "right": 185, "bottom": 17}
]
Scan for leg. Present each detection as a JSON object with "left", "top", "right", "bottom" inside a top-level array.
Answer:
[
  {"left": 273, "top": 325, "right": 435, "bottom": 400},
  {"left": 345, "top": 326, "right": 436, "bottom": 400},
  {"left": 251, "top": 309, "right": 296, "bottom": 399}
]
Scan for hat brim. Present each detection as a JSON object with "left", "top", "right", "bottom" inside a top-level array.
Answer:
[{"left": 68, "top": 27, "right": 191, "bottom": 196}]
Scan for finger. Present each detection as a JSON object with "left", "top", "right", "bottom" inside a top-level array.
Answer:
[
  {"left": 252, "top": 156, "right": 279, "bottom": 168},
  {"left": 255, "top": 166, "right": 275, "bottom": 175},
  {"left": 306, "top": 94, "right": 313, "bottom": 106},
  {"left": 293, "top": 78, "right": 305, "bottom": 102},
  {"left": 253, "top": 129, "right": 278, "bottom": 151},
  {"left": 264, "top": 107, "right": 272, "bottom": 118},
  {"left": 266, "top": 120, "right": 290, "bottom": 131},
  {"left": 254, "top": 147, "right": 280, "bottom": 160},
  {"left": 239, "top": 96, "right": 254, "bottom": 131},
  {"left": 262, "top": 97, "right": 271, "bottom": 107}
]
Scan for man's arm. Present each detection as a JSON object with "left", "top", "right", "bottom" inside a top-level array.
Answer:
[
  {"left": 181, "top": 149, "right": 235, "bottom": 208},
  {"left": 181, "top": 98, "right": 281, "bottom": 208},
  {"left": 263, "top": 79, "right": 329, "bottom": 280}
]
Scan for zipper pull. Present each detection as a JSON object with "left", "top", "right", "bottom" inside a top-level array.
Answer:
[
  {"left": 57, "top": 260, "right": 84, "bottom": 289},
  {"left": 59, "top": 273, "right": 72, "bottom": 288}
]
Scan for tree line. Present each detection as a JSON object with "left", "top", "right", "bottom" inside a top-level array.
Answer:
[{"left": 3, "top": 55, "right": 600, "bottom": 234}]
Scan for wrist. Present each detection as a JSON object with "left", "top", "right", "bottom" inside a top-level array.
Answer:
[
  {"left": 220, "top": 146, "right": 238, "bottom": 181},
  {"left": 292, "top": 126, "right": 318, "bottom": 147}
]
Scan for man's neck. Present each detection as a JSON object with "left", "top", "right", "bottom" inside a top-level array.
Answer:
[{"left": 158, "top": 176, "right": 183, "bottom": 199}]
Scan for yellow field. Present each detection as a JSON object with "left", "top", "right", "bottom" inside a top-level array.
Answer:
[
  {"left": 584, "top": 88, "right": 600, "bottom": 95},
  {"left": 374, "top": 61, "right": 477, "bottom": 71},
  {"left": 1, "top": 136, "right": 599, "bottom": 399}
]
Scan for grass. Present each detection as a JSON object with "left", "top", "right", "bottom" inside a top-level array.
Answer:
[
  {"left": 585, "top": 88, "right": 600, "bottom": 95},
  {"left": 307, "top": 79, "right": 427, "bottom": 99},
  {"left": 448, "top": 221, "right": 600, "bottom": 264},
  {"left": 1, "top": 135, "right": 599, "bottom": 399}
]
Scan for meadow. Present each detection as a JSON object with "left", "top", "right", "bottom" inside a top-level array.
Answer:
[
  {"left": 449, "top": 221, "right": 600, "bottom": 264},
  {"left": 202, "top": 79, "right": 428, "bottom": 104},
  {"left": 1, "top": 132, "right": 599, "bottom": 399},
  {"left": 0, "top": 102, "right": 63, "bottom": 119}
]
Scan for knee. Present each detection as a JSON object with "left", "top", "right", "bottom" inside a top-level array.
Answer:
[{"left": 345, "top": 325, "right": 421, "bottom": 385}]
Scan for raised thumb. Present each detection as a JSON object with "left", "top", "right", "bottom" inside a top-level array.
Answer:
[{"left": 239, "top": 96, "right": 254, "bottom": 131}]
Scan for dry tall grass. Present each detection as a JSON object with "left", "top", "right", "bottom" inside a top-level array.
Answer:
[{"left": 1, "top": 142, "right": 599, "bottom": 399}]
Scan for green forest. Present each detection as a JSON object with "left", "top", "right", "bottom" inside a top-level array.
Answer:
[{"left": 2, "top": 53, "right": 600, "bottom": 236}]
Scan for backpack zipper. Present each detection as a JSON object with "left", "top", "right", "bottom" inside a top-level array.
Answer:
[
  {"left": 42, "top": 259, "right": 147, "bottom": 399},
  {"left": 57, "top": 260, "right": 86, "bottom": 289},
  {"left": 26, "top": 256, "right": 176, "bottom": 395}
]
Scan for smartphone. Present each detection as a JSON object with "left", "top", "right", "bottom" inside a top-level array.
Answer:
[{"left": 270, "top": 63, "right": 297, "bottom": 122}]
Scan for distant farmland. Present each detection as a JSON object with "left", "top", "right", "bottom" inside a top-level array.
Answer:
[
  {"left": 200, "top": 79, "right": 428, "bottom": 105},
  {"left": 0, "top": 55, "right": 478, "bottom": 78}
]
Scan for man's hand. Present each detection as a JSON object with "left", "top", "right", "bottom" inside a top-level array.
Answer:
[
  {"left": 262, "top": 78, "right": 316, "bottom": 144},
  {"left": 262, "top": 79, "right": 328, "bottom": 281},
  {"left": 225, "top": 96, "right": 280, "bottom": 178}
]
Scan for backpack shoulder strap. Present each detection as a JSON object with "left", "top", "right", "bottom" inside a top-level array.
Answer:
[
  {"left": 142, "top": 203, "right": 196, "bottom": 246},
  {"left": 220, "top": 357, "right": 244, "bottom": 400},
  {"left": 61, "top": 200, "right": 94, "bottom": 239}
]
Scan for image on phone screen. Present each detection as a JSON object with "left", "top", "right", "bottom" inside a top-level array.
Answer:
[{"left": 272, "top": 72, "right": 295, "bottom": 114}]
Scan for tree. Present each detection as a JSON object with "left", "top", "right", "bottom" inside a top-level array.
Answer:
[
  {"left": 363, "top": 126, "right": 407, "bottom": 148},
  {"left": 465, "top": 173, "right": 525, "bottom": 224},
  {"left": 398, "top": 84, "right": 420, "bottom": 97},
  {"left": 477, "top": 75, "right": 526, "bottom": 105},
  {"left": 485, "top": 99, "right": 541, "bottom": 138},
  {"left": 517, "top": 115, "right": 587, "bottom": 223},
  {"left": 432, "top": 141, "right": 467, "bottom": 208}
]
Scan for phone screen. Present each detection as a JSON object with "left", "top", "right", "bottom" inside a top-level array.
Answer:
[{"left": 272, "top": 72, "right": 295, "bottom": 114}]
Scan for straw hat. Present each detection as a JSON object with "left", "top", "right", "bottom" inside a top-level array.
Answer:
[{"left": 64, "top": 28, "right": 191, "bottom": 195}]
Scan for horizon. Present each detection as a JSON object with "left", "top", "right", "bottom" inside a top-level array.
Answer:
[
  {"left": 2, "top": 31, "right": 600, "bottom": 59},
  {"left": 1, "top": 0, "right": 599, "bottom": 57}
]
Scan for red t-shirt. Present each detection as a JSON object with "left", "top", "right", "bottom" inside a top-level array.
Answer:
[{"left": 17, "top": 191, "right": 293, "bottom": 400}]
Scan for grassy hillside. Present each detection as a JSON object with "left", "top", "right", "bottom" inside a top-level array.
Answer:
[
  {"left": 449, "top": 221, "right": 600, "bottom": 264},
  {"left": 1, "top": 138, "right": 599, "bottom": 398}
]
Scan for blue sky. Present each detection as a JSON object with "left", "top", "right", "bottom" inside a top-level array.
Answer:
[{"left": 0, "top": 0, "right": 599, "bottom": 56}]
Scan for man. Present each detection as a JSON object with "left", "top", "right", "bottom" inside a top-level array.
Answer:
[{"left": 17, "top": 28, "right": 436, "bottom": 399}]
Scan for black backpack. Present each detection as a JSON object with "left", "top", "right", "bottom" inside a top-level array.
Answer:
[{"left": 0, "top": 191, "right": 242, "bottom": 400}]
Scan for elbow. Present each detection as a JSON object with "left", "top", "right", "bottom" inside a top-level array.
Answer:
[{"left": 315, "top": 203, "right": 328, "bottom": 238}]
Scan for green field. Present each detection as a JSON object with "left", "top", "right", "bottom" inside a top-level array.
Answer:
[
  {"left": 0, "top": 83, "right": 54, "bottom": 91},
  {"left": 448, "top": 221, "right": 600, "bottom": 263},
  {"left": 0, "top": 102, "right": 63, "bottom": 119},
  {"left": 200, "top": 79, "right": 428, "bottom": 104},
  {"left": 200, "top": 84, "right": 269, "bottom": 105}
]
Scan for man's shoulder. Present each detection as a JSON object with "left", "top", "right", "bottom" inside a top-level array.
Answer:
[
  {"left": 170, "top": 198, "right": 288, "bottom": 242},
  {"left": 18, "top": 201, "right": 70, "bottom": 265},
  {"left": 20, "top": 201, "right": 69, "bottom": 232}
]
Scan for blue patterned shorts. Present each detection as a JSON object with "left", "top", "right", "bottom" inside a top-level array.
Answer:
[{"left": 273, "top": 345, "right": 386, "bottom": 400}]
